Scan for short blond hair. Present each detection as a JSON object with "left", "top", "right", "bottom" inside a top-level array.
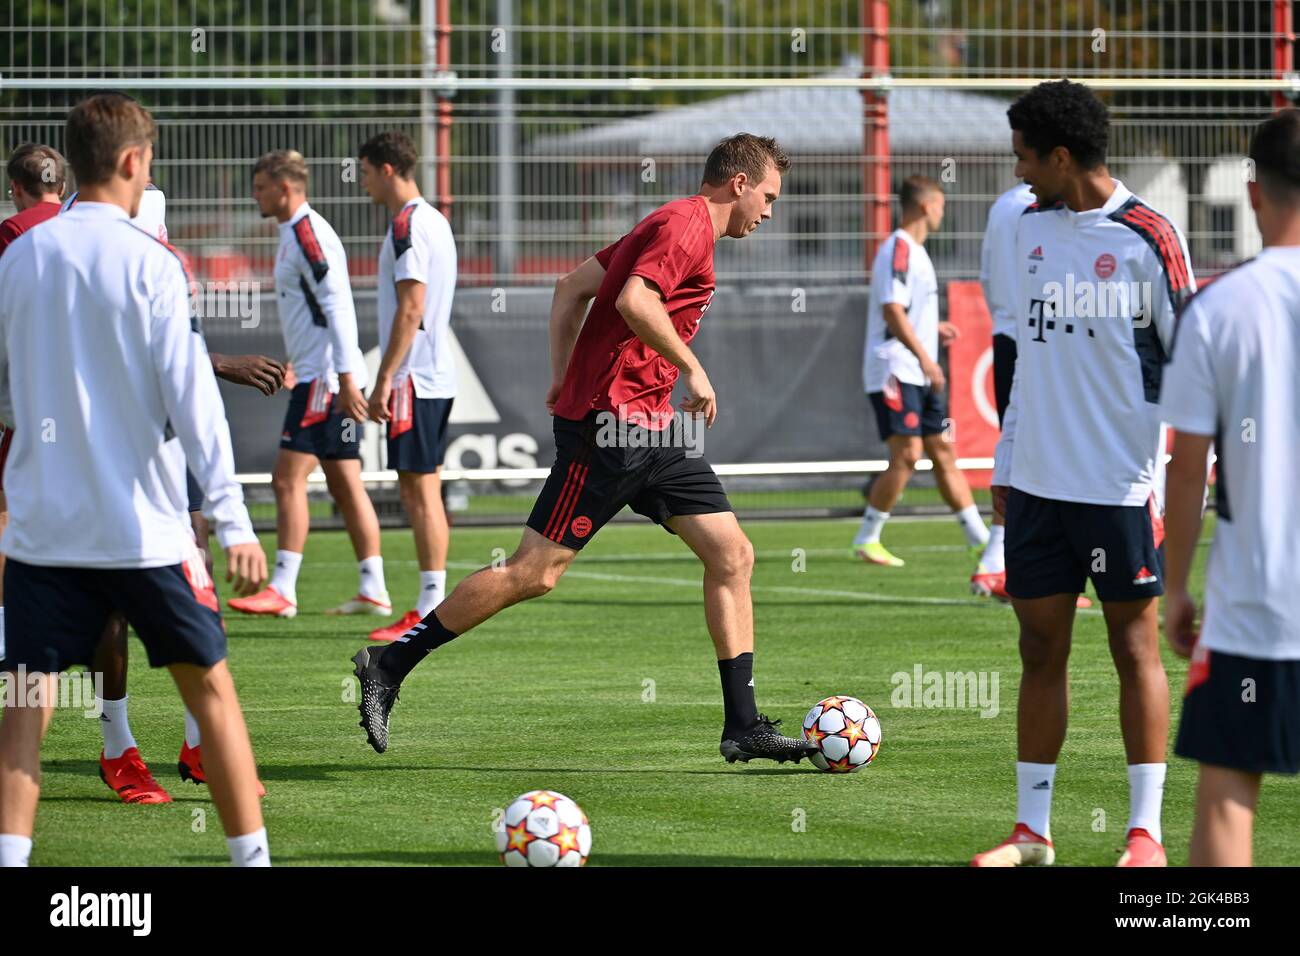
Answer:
[{"left": 253, "top": 149, "right": 309, "bottom": 187}]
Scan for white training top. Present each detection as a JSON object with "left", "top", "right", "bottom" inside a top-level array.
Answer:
[
  {"left": 1160, "top": 245, "right": 1300, "bottom": 660},
  {"left": 377, "top": 197, "right": 458, "bottom": 399},
  {"left": 980, "top": 183, "right": 1036, "bottom": 339},
  {"left": 0, "top": 201, "right": 255, "bottom": 566},
  {"left": 64, "top": 184, "right": 168, "bottom": 241},
  {"left": 863, "top": 228, "right": 939, "bottom": 392},
  {"left": 273, "top": 201, "right": 367, "bottom": 391},
  {"left": 992, "top": 180, "right": 1196, "bottom": 506}
]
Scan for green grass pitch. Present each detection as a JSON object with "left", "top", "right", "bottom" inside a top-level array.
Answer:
[{"left": 28, "top": 513, "right": 1300, "bottom": 866}]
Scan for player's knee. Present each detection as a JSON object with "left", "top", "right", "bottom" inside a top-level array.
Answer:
[
  {"left": 895, "top": 445, "right": 922, "bottom": 471},
  {"left": 1109, "top": 633, "right": 1159, "bottom": 675},
  {"left": 710, "top": 535, "right": 754, "bottom": 582},
  {"left": 1019, "top": 629, "right": 1067, "bottom": 671},
  {"left": 271, "top": 471, "right": 299, "bottom": 499},
  {"left": 514, "top": 555, "right": 569, "bottom": 598}
]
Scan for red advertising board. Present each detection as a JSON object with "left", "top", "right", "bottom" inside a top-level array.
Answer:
[{"left": 945, "top": 280, "right": 999, "bottom": 489}]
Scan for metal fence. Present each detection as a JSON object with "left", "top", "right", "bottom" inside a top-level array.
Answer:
[{"left": 0, "top": 2, "right": 1295, "bottom": 522}]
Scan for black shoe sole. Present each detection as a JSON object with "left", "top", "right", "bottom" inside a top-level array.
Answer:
[
  {"left": 719, "top": 740, "right": 817, "bottom": 764},
  {"left": 352, "top": 648, "right": 390, "bottom": 754},
  {"left": 178, "top": 761, "right": 203, "bottom": 785}
]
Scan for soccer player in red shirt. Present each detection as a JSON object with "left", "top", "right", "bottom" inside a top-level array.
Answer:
[
  {"left": 353, "top": 134, "right": 818, "bottom": 764},
  {"left": 0, "top": 144, "right": 65, "bottom": 254}
]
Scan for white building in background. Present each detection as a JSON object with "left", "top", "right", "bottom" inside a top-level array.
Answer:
[{"left": 527, "top": 60, "right": 1253, "bottom": 281}]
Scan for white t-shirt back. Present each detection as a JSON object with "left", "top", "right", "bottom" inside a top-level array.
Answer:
[
  {"left": 1160, "top": 245, "right": 1300, "bottom": 660},
  {"left": 864, "top": 229, "right": 939, "bottom": 392}
]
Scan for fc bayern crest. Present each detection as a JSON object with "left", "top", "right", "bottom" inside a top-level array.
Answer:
[{"left": 1094, "top": 253, "right": 1117, "bottom": 278}]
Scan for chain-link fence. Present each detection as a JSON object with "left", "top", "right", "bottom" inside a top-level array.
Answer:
[{"left": 1, "top": 2, "right": 1295, "bottom": 524}]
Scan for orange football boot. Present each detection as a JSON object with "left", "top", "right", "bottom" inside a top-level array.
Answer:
[
  {"left": 99, "top": 748, "right": 173, "bottom": 804},
  {"left": 369, "top": 609, "right": 422, "bottom": 642},
  {"left": 178, "top": 742, "right": 266, "bottom": 797},
  {"left": 228, "top": 585, "right": 297, "bottom": 619}
]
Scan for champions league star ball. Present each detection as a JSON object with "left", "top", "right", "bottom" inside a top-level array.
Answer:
[
  {"left": 496, "top": 790, "right": 592, "bottom": 867},
  {"left": 802, "top": 695, "right": 882, "bottom": 772}
]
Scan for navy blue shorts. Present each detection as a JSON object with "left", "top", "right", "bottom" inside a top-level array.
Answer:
[
  {"left": 868, "top": 377, "right": 947, "bottom": 440},
  {"left": 525, "top": 412, "right": 731, "bottom": 551},
  {"left": 1005, "top": 488, "right": 1164, "bottom": 603},
  {"left": 280, "top": 379, "right": 361, "bottom": 460},
  {"left": 1, "top": 559, "right": 227, "bottom": 673},
  {"left": 386, "top": 379, "right": 453, "bottom": 474},
  {"left": 1175, "top": 648, "right": 1300, "bottom": 774}
]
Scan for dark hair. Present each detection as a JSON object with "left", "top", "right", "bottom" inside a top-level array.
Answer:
[
  {"left": 1008, "top": 80, "right": 1110, "bottom": 170},
  {"left": 899, "top": 174, "right": 943, "bottom": 212},
  {"left": 66, "top": 92, "right": 156, "bottom": 186},
  {"left": 359, "top": 130, "right": 419, "bottom": 179},
  {"left": 1249, "top": 108, "right": 1300, "bottom": 205},
  {"left": 6, "top": 143, "right": 66, "bottom": 196},
  {"left": 702, "top": 133, "right": 790, "bottom": 187}
]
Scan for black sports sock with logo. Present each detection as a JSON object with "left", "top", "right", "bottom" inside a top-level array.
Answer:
[
  {"left": 377, "top": 610, "right": 459, "bottom": 683},
  {"left": 718, "top": 652, "right": 759, "bottom": 738}
]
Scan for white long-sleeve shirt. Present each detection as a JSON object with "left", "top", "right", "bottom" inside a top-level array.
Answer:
[
  {"left": 274, "top": 201, "right": 367, "bottom": 391},
  {"left": 979, "top": 183, "right": 1036, "bottom": 339},
  {"left": 0, "top": 201, "right": 255, "bottom": 567},
  {"left": 992, "top": 180, "right": 1195, "bottom": 506}
]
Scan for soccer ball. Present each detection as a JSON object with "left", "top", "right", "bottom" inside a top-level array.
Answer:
[
  {"left": 496, "top": 790, "right": 592, "bottom": 867},
  {"left": 802, "top": 695, "right": 882, "bottom": 772}
]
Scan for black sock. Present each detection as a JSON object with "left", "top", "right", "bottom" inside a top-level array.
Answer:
[
  {"left": 718, "top": 653, "right": 758, "bottom": 738},
  {"left": 378, "top": 610, "right": 459, "bottom": 682}
]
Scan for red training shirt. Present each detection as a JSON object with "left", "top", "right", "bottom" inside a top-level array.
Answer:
[
  {"left": 0, "top": 200, "right": 61, "bottom": 464},
  {"left": 0, "top": 201, "right": 61, "bottom": 257},
  {"left": 553, "top": 195, "right": 717, "bottom": 430}
]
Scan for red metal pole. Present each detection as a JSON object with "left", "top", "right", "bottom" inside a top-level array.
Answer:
[
  {"left": 862, "top": 0, "right": 891, "bottom": 272},
  {"left": 1275, "top": 0, "right": 1295, "bottom": 111},
  {"left": 436, "top": 0, "right": 454, "bottom": 219}
]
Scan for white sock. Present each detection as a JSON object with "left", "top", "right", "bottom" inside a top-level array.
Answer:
[
  {"left": 0, "top": 834, "right": 32, "bottom": 867},
  {"left": 417, "top": 569, "right": 447, "bottom": 618},
  {"left": 358, "top": 555, "right": 387, "bottom": 600},
  {"left": 956, "top": 503, "right": 989, "bottom": 548},
  {"left": 0, "top": 606, "right": 5, "bottom": 661},
  {"left": 227, "top": 827, "right": 271, "bottom": 867},
  {"left": 98, "top": 696, "right": 137, "bottom": 760},
  {"left": 183, "top": 707, "right": 202, "bottom": 749},
  {"left": 1015, "top": 761, "right": 1056, "bottom": 839},
  {"left": 1127, "top": 763, "right": 1166, "bottom": 844},
  {"left": 270, "top": 550, "right": 303, "bottom": 604},
  {"left": 979, "top": 524, "right": 1006, "bottom": 574},
  {"left": 853, "top": 506, "right": 889, "bottom": 546}
]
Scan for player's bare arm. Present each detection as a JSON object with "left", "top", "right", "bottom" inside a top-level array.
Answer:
[
  {"left": 546, "top": 255, "right": 605, "bottom": 412},
  {"left": 617, "top": 274, "right": 716, "bottom": 426},
  {"left": 369, "top": 278, "right": 425, "bottom": 422},
  {"left": 1162, "top": 430, "right": 1213, "bottom": 658},
  {"left": 882, "top": 302, "right": 945, "bottom": 392},
  {"left": 210, "top": 352, "right": 287, "bottom": 396}
]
